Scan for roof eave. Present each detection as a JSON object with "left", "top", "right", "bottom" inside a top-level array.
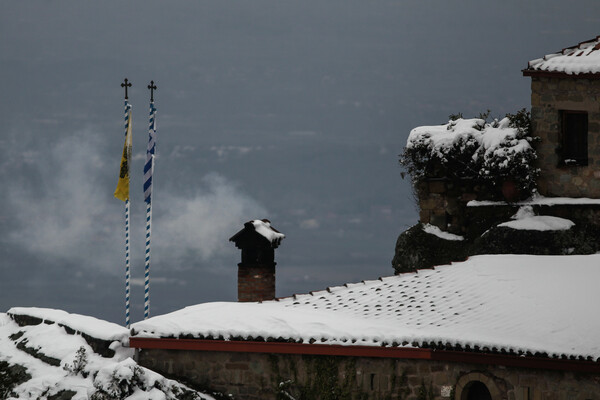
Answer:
[
  {"left": 130, "top": 337, "right": 600, "bottom": 374},
  {"left": 522, "top": 69, "right": 600, "bottom": 79}
]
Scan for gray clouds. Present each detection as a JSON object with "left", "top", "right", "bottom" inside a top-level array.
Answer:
[{"left": 1, "top": 0, "right": 600, "bottom": 323}]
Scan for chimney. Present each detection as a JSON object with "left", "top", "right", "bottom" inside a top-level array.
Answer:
[{"left": 229, "top": 219, "right": 285, "bottom": 302}]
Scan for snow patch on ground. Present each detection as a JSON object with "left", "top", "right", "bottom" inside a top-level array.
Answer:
[
  {"left": 499, "top": 216, "right": 575, "bottom": 231},
  {"left": 468, "top": 193, "right": 600, "bottom": 207},
  {"left": 498, "top": 206, "right": 575, "bottom": 231},
  {"left": 422, "top": 224, "right": 464, "bottom": 241}
]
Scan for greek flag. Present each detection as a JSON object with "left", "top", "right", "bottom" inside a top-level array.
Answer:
[{"left": 144, "top": 103, "right": 156, "bottom": 204}]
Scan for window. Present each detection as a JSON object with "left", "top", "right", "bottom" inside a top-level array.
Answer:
[{"left": 560, "top": 111, "right": 588, "bottom": 166}]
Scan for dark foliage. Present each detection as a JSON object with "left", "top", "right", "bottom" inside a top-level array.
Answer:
[
  {"left": 0, "top": 361, "right": 31, "bottom": 399},
  {"left": 392, "top": 224, "right": 469, "bottom": 274},
  {"left": 400, "top": 109, "right": 539, "bottom": 199},
  {"left": 63, "top": 347, "right": 89, "bottom": 378},
  {"left": 48, "top": 390, "right": 77, "bottom": 400}
]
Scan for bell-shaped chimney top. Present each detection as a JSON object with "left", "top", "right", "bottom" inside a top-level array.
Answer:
[{"left": 229, "top": 219, "right": 285, "bottom": 302}]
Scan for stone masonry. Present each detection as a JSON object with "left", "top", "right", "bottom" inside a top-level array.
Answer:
[
  {"left": 531, "top": 76, "right": 600, "bottom": 197},
  {"left": 137, "top": 348, "right": 600, "bottom": 400},
  {"left": 416, "top": 176, "right": 600, "bottom": 238},
  {"left": 416, "top": 178, "right": 481, "bottom": 236},
  {"left": 416, "top": 178, "right": 521, "bottom": 238}
]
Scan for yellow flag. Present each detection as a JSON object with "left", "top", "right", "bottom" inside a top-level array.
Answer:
[{"left": 114, "top": 109, "right": 132, "bottom": 201}]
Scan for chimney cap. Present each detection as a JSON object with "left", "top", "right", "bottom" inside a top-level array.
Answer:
[{"left": 230, "top": 219, "right": 285, "bottom": 248}]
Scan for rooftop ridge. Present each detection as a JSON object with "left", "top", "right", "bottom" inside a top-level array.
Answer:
[{"left": 561, "top": 35, "right": 600, "bottom": 54}]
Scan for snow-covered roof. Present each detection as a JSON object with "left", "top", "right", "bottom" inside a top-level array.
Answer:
[
  {"left": 132, "top": 254, "right": 600, "bottom": 361},
  {"left": 525, "top": 36, "right": 600, "bottom": 76}
]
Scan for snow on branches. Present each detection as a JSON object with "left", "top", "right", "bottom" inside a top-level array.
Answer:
[{"left": 400, "top": 109, "right": 539, "bottom": 196}]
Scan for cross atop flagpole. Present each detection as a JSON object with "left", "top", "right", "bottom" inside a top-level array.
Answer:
[
  {"left": 121, "top": 78, "right": 132, "bottom": 99},
  {"left": 148, "top": 80, "right": 157, "bottom": 102}
]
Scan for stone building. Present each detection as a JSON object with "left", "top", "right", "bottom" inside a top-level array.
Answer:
[
  {"left": 130, "top": 254, "right": 600, "bottom": 399},
  {"left": 128, "top": 38, "right": 600, "bottom": 399},
  {"left": 130, "top": 221, "right": 600, "bottom": 399},
  {"left": 412, "top": 36, "right": 600, "bottom": 236},
  {"left": 523, "top": 35, "right": 600, "bottom": 197}
]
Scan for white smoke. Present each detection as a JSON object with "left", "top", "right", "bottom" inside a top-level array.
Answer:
[
  {"left": 6, "top": 130, "right": 118, "bottom": 268},
  {"left": 153, "top": 173, "right": 266, "bottom": 266},
  {"left": 5, "top": 129, "right": 266, "bottom": 274}
]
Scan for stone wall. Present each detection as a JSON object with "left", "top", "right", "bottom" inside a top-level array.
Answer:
[
  {"left": 416, "top": 178, "right": 480, "bottom": 236},
  {"left": 531, "top": 76, "right": 600, "bottom": 197},
  {"left": 416, "top": 175, "right": 600, "bottom": 238},
  {"left": 137, "top": 348, "right": 600, "bottom": 400},
  {"left": 416, "top": 178, "right": 518, "bottom": 237}
]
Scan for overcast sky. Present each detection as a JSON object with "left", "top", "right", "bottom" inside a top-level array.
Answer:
[{"left": 1, "top": 1, "right": 599, "bottom": 324}]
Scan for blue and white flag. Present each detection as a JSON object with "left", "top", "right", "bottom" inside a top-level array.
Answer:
[{"left": 143, "top": 102, "right": 157, "bottom": 204}]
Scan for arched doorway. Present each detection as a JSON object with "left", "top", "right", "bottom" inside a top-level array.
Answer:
[
  {"left": 454, "top": 372, "right": 503, "bottom": 400},
  {"left": 464, "top": 381, "right": 492, "bottom": 400}
]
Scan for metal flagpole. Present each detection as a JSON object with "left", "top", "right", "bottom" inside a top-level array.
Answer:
[
  {"left": 143, "top": 200, "right": 151, "bottom": 320},
  {"left": 125, "top": 196, "right": 131, "bottom": 328},
  {"left": 120, "top": 78, "right": 133, "bottom": 328},
  {"left": 143, "top": 81, "right": 157, "bottom": 320}
]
